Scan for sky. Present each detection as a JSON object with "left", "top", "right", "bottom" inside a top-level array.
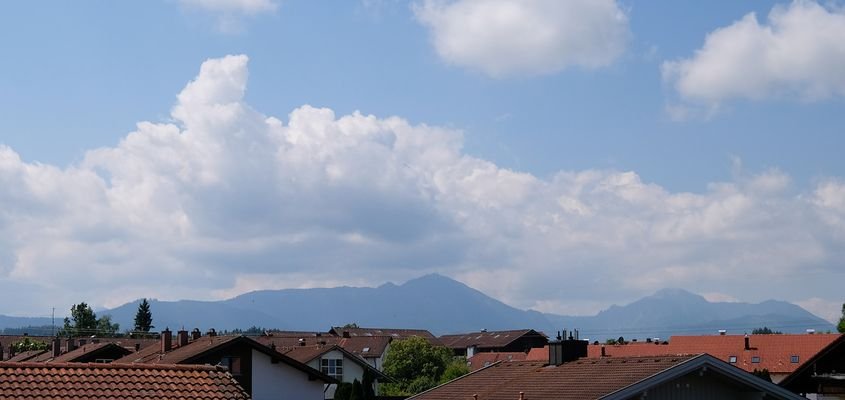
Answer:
[{"left": 1, "top": 0, "right": 844, "bottom": 323}]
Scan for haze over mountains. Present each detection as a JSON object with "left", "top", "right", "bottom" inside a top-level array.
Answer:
[{"left": 1, "top": 274, "right": 833, "bottom": 340}]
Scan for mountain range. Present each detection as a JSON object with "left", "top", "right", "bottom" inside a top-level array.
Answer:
[{"left": 0, "top": 274, "right": 834, "bottom": 340}]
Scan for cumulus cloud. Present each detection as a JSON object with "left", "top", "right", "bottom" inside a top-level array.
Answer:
[
  {"left": 179, "top": 0, "right": 277, "bottom": 32},
  {"left": 663, "top": 1, "right": 845, "bottom": 105},
  {"left": 0, "top": 55, "right": 843, "bottom": 322},
  {"left": 413, "top": 0, "right": 629, "bottom": 77}
]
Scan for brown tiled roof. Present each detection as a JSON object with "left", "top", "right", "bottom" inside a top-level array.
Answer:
[
  {"left": 329, "top": 327, "right": 438, "bottom": 342},
  {"left": 49, "top": 342, "right": 132, "bottom": 363},
  {"left": 0, "top": 361, "right": 249, "bottom": 399},
  {"left": 6, "top": 350, "right": 48, "bottom": 362},
  {"left": 279, "top": 344, "right": 392, "bottom": 381},
  {"left": 439, "top": 329, "right": 546, "bottom": 349},
  {"left": 467, "top": 352, "right": 527, "bottom": 371},
  {"left": 257, "top": 335, "right": 392, "bottom": 358},
  {"left": 412, "top": 355, "right": 697, "bottom": 400},
  {"left": 582, "top": 333, "right": 841, "bottom": 374}
]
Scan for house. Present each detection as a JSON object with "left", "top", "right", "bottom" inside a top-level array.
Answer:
[
  {"left": 48, "top": 341, "right": 133, "bottom": 363},
  {"left": 581, "top": 333, "right": 842, "bottom": 383},
  {"left": 260, "top": 333, "right": 393, "bottom": 371},
  {"left": 0, "top": 361, "right": 249, "bottom": 399},
  {"left": 779, "top": 334, "right": 845, "bottom": 398},
  {"left": 328, "top": 326, "right": 440, "bottom": 344},
  {"left": 467, "top": 352, "right": 528, "bottom": 371},
  {"left": 439, "top": 329, "right": 548, "bottom": 358},
  {"left": 410, "top": 339, "right": 803, "bottom": 400},
  {"left": 279, "top": 343, "right": 391, "bottom": 399},
  {"left": 116, "top": 329, "right": 335, "bottom": 400}
]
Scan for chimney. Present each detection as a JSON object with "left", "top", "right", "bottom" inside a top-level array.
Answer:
[
  {"left": 744, "top": 334, "right": 750, "bottom": 350},
  {"left": 342, "top": 331, "right": 350, "bottom": 338},
  {"left": 718, "top": 329, "right": 727, "bottom": 335},
  {"left": 600, "top": 345, "right": 606, "bottom": 357},
  {"left": 548, "top": 329, "right": 588, "bottom": 365},
  {"left": 298, "top": 338, "right": 306, "bottom": 346},
  {"left": 65, "top": 338, "right": 77, "bottom": 353},
  {"left": 134, "top": 343, "right": 141, "bottom": 352},
  {"left": 191, "top": 328, "right": 201, "bottom": 341},
  {"left": 206, "top": 328, "right": 217, "bottom": 337},
  {"left": 161, "top": 328, "right": 172, "bottom": 352},
  {"left": 177, "top": 330, "right": 189, "bottom": 347},
  {"left": 52, "top": 338, "right": 61, "bottom": 357},
  {"left": 0, "top": 344, "right": 4, "bottom": 360},
  {"left": 78, "top": 339, "right": 87, "bottom": 347},
  {"left": 519, "top": 392, "right": 525, "bottom": 400}
]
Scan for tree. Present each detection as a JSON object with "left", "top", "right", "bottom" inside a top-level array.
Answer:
[
  {"left": 133, "top": 298, "right": 154, "bottom": 333},
  {"left": 381, "top": 336, "right": 454, "bottom": 395},
  {"left": 62, "top": 302, "right": 120, "bottom": 337},
  {"left": 752, "top": 368, "right": 772, "bottom": 382},
  {"left": 333, "top": 383, "right": 353, "bottom": 400},
  {"left": 350, "top": 379, "right": 364, "bottom": 400},
  {"left": 440, "top": 359, "right": 470, "bottom": 383},
  {"left": 752, "top": 327, "right": 782, "bottom": 335},
  {"left": 342, "top": 323, "right": 359, "bottom": 329},
  {"left": 838, "top": 303, "right": 845, "bottom": 334},
  {"left": 11, "top": 337, "right": 48, "bottom": 353},
  {"left": 63, "top": 303, "right": 98, "bottom": 337},
  {"left": 361, "top": 367, "right": 376, "bottom": 400}
]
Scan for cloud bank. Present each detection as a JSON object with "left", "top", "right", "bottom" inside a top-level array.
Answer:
[
  {"left": 413, "top": 0, "right": 629, "bottom": 77},
  {"left": 663, "top": 0, "right": 845, "bottom": 104},
  {"left": 1, "top": 55, "right": 843, "bottom": 320}
]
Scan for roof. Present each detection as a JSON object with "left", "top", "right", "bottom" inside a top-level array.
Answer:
[
  {"left": 779, "top": 334, "right": 845, "bottom": 391},
  {"left": 329, "top": 327, "right": 438, "bottom": 342},
  {"left": 411, "top": 354, "right": 803, "bottom": 400},
  {"left": 50, "top": 342, "right": 132, "bottom": 363},
  {"left": 6, "top": 350, "right": 48, "bottom": 362},
  {"left": 115, "top": 335, "right": 336, "bottom": 383},
  {"left": 467, "top": 352, "right": 527, "bottom": 371},
  {"left": 0, "top": 361, "right": 249, "bottom": 399},
  {"left": 438, "top": 329, "right": 547, "bottom": 350},
  {"left": 583, "top": 333, "right": 841, "bottom": 374},
  {"left": 257, "top": 335, "right": 392, "bottom": 358}
]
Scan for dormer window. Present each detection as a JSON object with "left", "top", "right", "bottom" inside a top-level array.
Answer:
[
  {"left": 751, "top": 356, "right": 760, "bottom": 363},
  {"left": 728, "top": 356, "right": 737, "bottom": 363}
]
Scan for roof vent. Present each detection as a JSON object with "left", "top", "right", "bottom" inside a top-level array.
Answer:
[
  {"left": 718, "top": 329, "right": 727, "bottom": 335},
  {"left": 806, "top": 329, "right": 816, "bottom": 334},
  {"left": 481, "top": 329, "right": 487, "bottom": 333}
]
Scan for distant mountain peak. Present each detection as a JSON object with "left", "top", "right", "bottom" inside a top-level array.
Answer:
[{"left": 650, "top": 288, "right": 704, "bottom": 301}]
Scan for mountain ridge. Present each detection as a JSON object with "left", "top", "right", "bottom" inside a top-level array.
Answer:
[{"left": 0, "top": 274, "right": 834, "bottom": 340}]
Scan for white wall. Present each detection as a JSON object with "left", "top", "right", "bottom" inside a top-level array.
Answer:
[
  {"left": 251, "top": 349, "right": 325, "bottom": 400},
  {"left": 307, "top": 349, "right": 367, "bottom": 400}
]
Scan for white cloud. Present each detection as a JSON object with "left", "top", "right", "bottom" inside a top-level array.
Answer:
[
  {"left": 663, "top": 1, "right": 845, "bottom": 104},
  {"left": 179, "top": 0, "right": 277, "bottom": 32},
  {"left": 796, "top": 297, "right": 843, "bottom": 324},
  {"left": 180, "top": 0, "right": 277, "bottom": 15},
  {"left": 413, "top": 0, "right": 629, "bottom": 77},
  {"left": 1, "top": 55, "right": 844, "bottom": 323}
]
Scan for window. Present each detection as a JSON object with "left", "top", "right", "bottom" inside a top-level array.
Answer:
[
  {"left": 728, "top": 356, "right": 737, "bottom": 363},
  {"left": 790, "top": 355, "right": 799, "bottom": 363},
  {"left": 220, "top": 356, "right": 242, "bottom": 375},
  {"left": 751, "top": 356, "right": 760, "bottom": 364},
  {"left": 321, "top": 358, "right": 343, "bottom": 380}
]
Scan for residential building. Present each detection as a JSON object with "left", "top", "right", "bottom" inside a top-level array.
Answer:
[
  {"left": 116, "top": 330, "right": 334, "bottom": 400},
  {"left": 439, "top": 329, "right": 548, "bottom": 357},
  {"left": 780, "top": 334, "right": 845, "bottom": 399},
  {"left": 280, "top": 343, "right": 391, "bottom": 399}
]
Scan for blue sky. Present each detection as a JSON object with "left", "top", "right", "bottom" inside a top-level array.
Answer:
[{"left": 0, "top": 0, "right": 844, "bottom": 323}]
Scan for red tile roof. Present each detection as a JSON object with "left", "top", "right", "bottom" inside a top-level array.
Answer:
[
  {"left": 49, "top": 342, "right": 132, "bottom": 363},
  {"left": 467, "top": 352, "right": 528, "bottom": 371},
  {"left": 256, "top": 335, "right": 392, "bottom": 358},
  {"left": 0, "top": 361, "right": 249, "bottom": 399},
  {"left": 412, "top": 355, "right": 696, "bottom": 400},
  {"left": 581, "top": 334, "right": 841, "bottom": 374},
  {"left": 329, "top": 327, "right": 438, "bottom": 342},
  {"left": 439, "top": 329, "right": 546, "bottom": 349},
  {"left": 6, "top": 350, "right": 47, "bottom": 362}
]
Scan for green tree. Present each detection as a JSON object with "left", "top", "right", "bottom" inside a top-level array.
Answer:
[
  {"left": 361, "top": 367, "right": 376, "bottom": 400},
  {"left": 11, "top": 337, "right": 48, "bottom": 353},
  {"left": 752, "top": 327, "right": 782, "bottom": 335},
  {"left": 333, "top": 383, "right": 353, "bottom": 400},
  {"left": 752, "top": 368, "right": 772, "bottom": 382},
  {"left": 838, "top": 303, "right": 845, "bottom": 333},
  {"left": 63, "top": 303, "right": 98, "bottom": 337},
  {"left": 133, "top": 298, "right": 154, "bottom": 333},
  {"left": 380, "top": 336, "right": 454, "bottom": 395},
  {"left": 440, "top": 359, "right": 470, "bottom": 383},
  {"left": 97, "top": 315, "right": 120, "bottom": 336},
  {"left": 342, "top": 323, "right": 359, "bottom": 329},
  {"left": 350, "top": 379, "right": 364, "bottom": 400}
]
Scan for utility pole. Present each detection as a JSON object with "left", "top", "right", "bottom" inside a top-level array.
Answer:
[{"left": 51, "top": 307, "right": 55, "bottom": 337}]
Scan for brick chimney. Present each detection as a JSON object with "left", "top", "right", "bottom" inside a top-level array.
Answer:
[
  {"left": 744, "top": 334, "right": 750, "bottom": 350},
  {"left": 177, "top": 330, "right": 189, "bottom": 347},
  {"left": 161, "top": 328, "right": 172, "bottom": 352},
  {"left": 65, "top": 338, "right": 77, "bottom": 353},
  {"left": 342, "top": 331, "right": 350, "bottom": 338},
  {"left": 191, "top": 328, "right": 201, "bottom": 341}
]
